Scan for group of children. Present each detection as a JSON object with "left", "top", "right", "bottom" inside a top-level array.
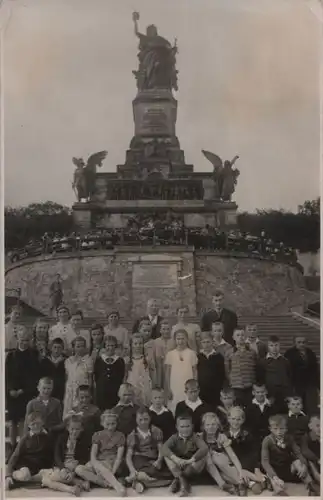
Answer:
[{"left": 5, "top": 303, "right": 321, "bottom": 496}]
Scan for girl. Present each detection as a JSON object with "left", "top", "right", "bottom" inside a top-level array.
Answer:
[
  {"left": 89, "top": 323, "right": 105, "bottom": 363},
  {"left": 69, "top": 310, "right": 91, "bottom": 352},
  {"left": 153, "top": 319, "right": 173, "bottom": 388},
  {"left": 164, "top": 329, "right": 198, "bottom": 414},
  {"left": 5, "top": 305, "right": 23, "bottom": 353},
  {"left": 138, "top": 320, "right": 157, "bottom": 384},
  {"left": 171, "top": 306, "right": 200, "bottom": 352},
  {"left": 94, "top": 335, "right": 125, "bottom": 411},
  {"left": 32, "top": 318, "right": 50, "bottom": 347},
  {"left": 48, "top": 305, "right": 73, "bottom": 353},
  {"left": 63, "top": 336, "right": 93, "bottom": 419},
  {"left": 201, "top": 412, "right": 242, "bottom": 495},
  {"left": 5, "top": 328, "right": 40, "bottom": 450},
  {"left": 76, "top": 410, "right": 126, "bottom": 496},
  {"left": 126, "top": 334, "right": 154, "bottom": 407},
  {"left": 225, "top": 406, "right": 266, "bottom": 495},
  {"left": 126, "top": 406, "right": 172, "bottom": 493},
  {"left": 104, "top": 311, "right": 129, "bottom": 356}
]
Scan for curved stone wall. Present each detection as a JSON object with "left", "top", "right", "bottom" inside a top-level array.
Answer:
[{"left": 5, "top": 249, "right": 311, "bottom": 318}]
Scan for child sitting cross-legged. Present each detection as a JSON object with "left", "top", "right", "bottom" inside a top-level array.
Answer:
[
  {"left": 24, "top": 377, "right": 64, "bottom": 435},
  {"left": 162, "top": 414, "right": 208, "bottom": 496},
  {"left": 35, "top": 414, "right": 92, "bottom": 495},
  {"left": 175, "top": 379, "right": 210, "bottom": 433},
  {"left": 75, "top": 410, "right": 127, "bottom": 496},
  {"left": 125, "top": 406, "right": 172, "bottom": 494},
  {"left": 149, "top": 387, "right": 176, "bottom": 441},
  {"left": 5, "top": 412, "right": 54, "bottom": 491},
  {"left": 201, "top": 412, "right": 242, "bottom": 495},
  {"left": 261, "top": 414, "right": 319, "bottom": 496},
  {"left": 225, "top": 406, "right": 266, "bottom": 495},
  {"left": 301, "top": 414, "right": 320, "bottom": 488}
]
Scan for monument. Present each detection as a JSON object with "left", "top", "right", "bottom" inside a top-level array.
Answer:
[{"left": 72, "top": 12, "right": 239, "bottom": 231}]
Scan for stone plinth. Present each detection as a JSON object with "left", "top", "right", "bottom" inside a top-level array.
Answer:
[{"left": 133, "top": 89, "right": 177, "bottom": 138}]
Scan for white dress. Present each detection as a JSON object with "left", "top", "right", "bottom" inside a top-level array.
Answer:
[
  {"left": 126, "top": 357, "right": 152, "bottom": 407},
  {"left": 63, "top": 354, "right": 93, "bottom": 419},
  {"left": 164, "top": 348, "right": 198, "bottom": 413},
  {"left": 49, "top": 323, "right": 90, "bottom": 353}
]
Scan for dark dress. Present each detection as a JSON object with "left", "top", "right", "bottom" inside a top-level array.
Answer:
[
  {"left": 5, "top": 348, "right": 40, "bottom": 423},
  {"left": 94, "top": 356, "right": 125, "bottom": 410},
  {"left": 39, "top": 356, "right": 66, "bottom": 403},
  {"left": 197, "top": 352, "right": 225, "bottom": 407}
]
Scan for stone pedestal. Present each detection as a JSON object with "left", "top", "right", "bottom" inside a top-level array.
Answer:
[
  {"left": 73, "top": 205, "right": 92, "bottom": 230},
  {"left": 133, "top": 89, "right": 177, "bottom": 138}
]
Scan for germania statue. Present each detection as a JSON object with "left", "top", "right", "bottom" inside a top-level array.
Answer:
[{"left": 132, "top": 11, "right": 178, "bottom": 92}]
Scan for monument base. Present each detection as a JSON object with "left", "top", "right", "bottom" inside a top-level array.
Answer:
[{"left": 72, "top": 200, "right": 238, "bottom": 231}]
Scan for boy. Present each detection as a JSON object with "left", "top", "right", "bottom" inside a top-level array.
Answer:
[
  {"left": 301, "top": 415, "right": 320, "bottom": 486},
  {"left": 216, "top": 388, "right": 235, "bottom": 429},
  {"left": 197, "top": 331, "right": 226, "bottom": 407},
  {"left": 24, "top": 377, "right": 63, "bottom": 434},
  {"left": 113, "top": 383, "right": 139, "bottom": 436},
  {"left": 226, "top": 406, "right": 266, "bottom": 494},
  {"left": 175, "top": 379, "right": 210, "bottom": 433},
  {"left": 284, "top": 336, "right": 319, "bottom": 415},
  {"left": 245, "top": 324, "right": 267, "bottom": 359},
  {"left": 67, "top": 385, "right": 101, "bottom": 436},
  {"left": 228, "top": 329, "right": 258, "bottom": 407},
  {"left": 47, "top": 415, "right": 92, "bottom": 494},
  {"left": 40, "top": 337, "right": 66, "bottom": 403},
  {"left": 149, "top": 388, "right": 175, "bottom": 441},
  {"left": 261, "top": 414, "right": 319, "bottom": 495},
  {"left": 5, "top": 412, "right": 54, "bottom": 490},
  {"left": 5, "top": 305, "right": 23, "bottom": 353},
  {"left": 287, "top": 395, "right": 309, "bottom": 447},
  {"left": 245, "top": 383, "right": 276, "bottom": 446},
  {"left": 162, "top": 414, "right": 208, "bottom": 496},
  {"left": 260, "top": 335, "right": 291, "bottom": 412}
]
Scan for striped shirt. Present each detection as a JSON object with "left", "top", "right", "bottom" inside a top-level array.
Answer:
[{"left": 229, "top": 348, "right": 257, "bottom": 389}]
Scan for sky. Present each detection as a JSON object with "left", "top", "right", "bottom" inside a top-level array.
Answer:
[{"left": 2, "top": 0, "right": 321, "bottom": 212}]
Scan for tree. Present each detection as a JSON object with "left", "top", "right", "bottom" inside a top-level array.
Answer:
[
  {"left": 238, "top": 198, "right": 320, "bottom": 253},
  {"left": 5, "top": 201, "right": 74, "bottom": 250}
]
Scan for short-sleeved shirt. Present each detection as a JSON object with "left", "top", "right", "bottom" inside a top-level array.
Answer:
[
  {"left": 92, "top": 429, "right": 125, "bottom": 461},
  {"left": 127, "top": 425, "right": 162, "bottom": 459}
]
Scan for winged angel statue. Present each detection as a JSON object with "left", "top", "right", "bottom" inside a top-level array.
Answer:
[
  {"left": 201, "top": 150, "right": 240, "bottom": 201},
  {"left": 72, "top": 151, "right": 108, "bottom": 202}
]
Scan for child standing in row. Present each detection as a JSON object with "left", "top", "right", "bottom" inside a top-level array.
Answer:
[
  {"left": 126, "top": 334, "right": 154, "bottom": 407},
  {"left": 39, "top": 337, "right": 66, "bottom": 403},
  {"left": 197, "top": 331, "right": 226, "bottom": 407},
  {"left": 149, "top": 388, "right": 175, "bottom": 441},
  {"left": 89, "top": 324, "right": 105, "bottom": 363},
  {"left": 153, "top": 320, "right": 173, "bottom": 388},
  {"left": 63, "top": 336, "right": 93, "bottom": 419},
  {"left": 175, "top": 379, "right": 210, "bottom": 433},
  {"left": 171, "top": 306, "right": 200, "bottom": 352},
  {"left": 94, "top": 335, "right": 125, "bottom": 411},
  {"left": 114, "top": 384, "right": 139, "bottom": 437},
  {"left": 24, "top": 377, "right": 63, "bottom": 434},
  {"left": 164, "top": 329, "right": 198, "bottom": 414}
]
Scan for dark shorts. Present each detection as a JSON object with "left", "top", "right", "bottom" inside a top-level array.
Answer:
[{"left": 133, "top": 455, "right": 172, "bottom": 480}]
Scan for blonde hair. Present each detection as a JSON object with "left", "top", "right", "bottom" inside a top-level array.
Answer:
[{"left": 201, "top": 412, "right": 221, "bottom": 430}]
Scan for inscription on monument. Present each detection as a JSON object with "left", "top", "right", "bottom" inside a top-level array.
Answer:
[{"left": 132, "top": 263, "right": 178, "bottom": 288}]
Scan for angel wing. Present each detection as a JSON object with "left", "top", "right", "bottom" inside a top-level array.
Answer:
[
  {"left": 72, "top": 157, "right": 84, "bottom": 168},
  {"left": 86, "top": 150, "right": 108, "bottom": 168},
  {"left": 201, "top": 150, "right": 223, "bottom": 170}
]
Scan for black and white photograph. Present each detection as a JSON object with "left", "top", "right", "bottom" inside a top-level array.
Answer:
[{"left": 2, "top": 0, "right": 321, "bottom": 497}]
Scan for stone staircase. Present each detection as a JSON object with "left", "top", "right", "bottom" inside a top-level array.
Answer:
[{"left": 14, "top": 313, "right": 320, "bottom": 356}]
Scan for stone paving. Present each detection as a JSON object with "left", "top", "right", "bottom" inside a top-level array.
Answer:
[{"left": 6, "top": 483, "right": 308, "bottom": 498}]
